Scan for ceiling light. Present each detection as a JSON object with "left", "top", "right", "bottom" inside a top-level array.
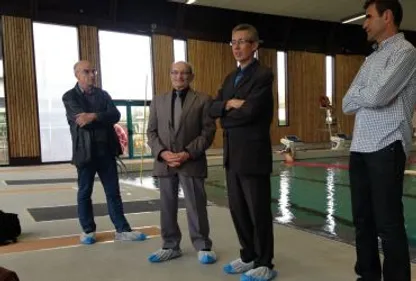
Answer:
[
  {"left": 341, "top": 13, "right": 366, "bottom": 24},
  {"left": 186, "top": 0, "right": 196, "bottom": 4}
]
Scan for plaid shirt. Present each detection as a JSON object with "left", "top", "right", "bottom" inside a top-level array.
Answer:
[{"left": 342, "top": 33, "right": 416, "bottom": 157}]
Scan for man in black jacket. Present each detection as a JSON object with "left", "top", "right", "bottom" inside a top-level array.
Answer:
[
  {"left": 62, "top": 60, "right": 147, "bottom": 245},
  {"left": 209, "top": 24, "right": 276, "bottom": 281}
]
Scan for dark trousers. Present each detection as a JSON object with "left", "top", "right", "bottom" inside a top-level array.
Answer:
[
  {"left": 226, "top": 170, "right": 274, "bottom": 269},
  {"left": 77, "top": 151, "right": 131, "bottom": 233},
  {"left": 349, "top": 141, "right": 410, "bottom": 281}
]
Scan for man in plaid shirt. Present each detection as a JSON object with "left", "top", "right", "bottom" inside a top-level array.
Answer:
[{"left": 342, "top": 1, "right": 416, "bottom": 280}]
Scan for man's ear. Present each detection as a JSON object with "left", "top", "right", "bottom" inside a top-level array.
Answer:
[
  {"left": 252, "top": 41, "right": 259, "bottom": 52},
  {"left": 188, "top": 74, "right": 195, "bottom": 83},
  {"left": 384, "top": 9, "right": 393, "bottom": 24}
]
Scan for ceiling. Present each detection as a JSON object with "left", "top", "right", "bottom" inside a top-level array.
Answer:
[{"left": 191, "top": 0, "right": 416, "bottom": 31}]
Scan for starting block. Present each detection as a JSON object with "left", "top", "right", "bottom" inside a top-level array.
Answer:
[{"left": 330, "top": 133, "right": 351, "bottom": 150}]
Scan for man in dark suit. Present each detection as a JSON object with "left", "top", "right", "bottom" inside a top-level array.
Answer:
[
  {"left": 209, "top": 24, "right": 276, "bottom": 281},
  {"left": 62, "top": 60, "right": 147, "bottom": 245},
  {"left": 147, "top": 61, "right": 217, "bottom": 264}
]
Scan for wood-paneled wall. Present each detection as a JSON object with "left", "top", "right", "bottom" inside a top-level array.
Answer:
[
  {"left": 0, "top": 16, "right": 367, "bottom": 166},
  {"left": 78, "top": 25, "right": 101, "bottom": 87},
  {"left": 152, "top": 35, "right": 174, "bottom": 95},
  {"left": 287, "top": 51, "right": 326, "bottom": 143},
  {"left": 260, "top": 49, "right": 330, "bottom": 144},
  {"left": 258, "top": 48, "right": 281, "bottom": 145},
  {"left": 335, "top": 54, "right": 365, "bottom": 136},
  {"left": 187, "top": 39, "right": 236, "bottom": 148},
  {"left": 2, "top": 16, "right": 41, "bottom": 164}
]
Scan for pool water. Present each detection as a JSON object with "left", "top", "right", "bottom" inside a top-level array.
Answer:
[{"left": 124, "top": 155, "right": 416, "bottom": 261}]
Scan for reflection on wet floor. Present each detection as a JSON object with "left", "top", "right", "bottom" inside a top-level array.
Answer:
[{"left": 121, "top": 157, "right": 416, "bottom": 262}]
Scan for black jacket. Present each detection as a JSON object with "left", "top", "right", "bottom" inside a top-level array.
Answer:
[
  {"left": 62, "top": 85, "right": 122, "bottom": 167},
  {"left": 209, "top": 60, "right": 274, "bottom": 175}
]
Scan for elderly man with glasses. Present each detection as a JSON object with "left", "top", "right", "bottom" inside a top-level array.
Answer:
[
  {"left": 146, "top": 61, "right": 217, "bottom": 264},
  {"left": 62, "top": 60, "right": 147, "bottom": 245},
  {"left": 210, "top": 24, "right": 276, "bottom": 281}
]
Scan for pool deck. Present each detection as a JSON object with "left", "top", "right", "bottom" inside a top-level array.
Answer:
[{"left": 1, "top": 151, "right": 416, "bottom": 280}]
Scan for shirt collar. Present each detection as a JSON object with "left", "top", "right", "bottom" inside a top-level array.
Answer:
[
  {"left": 173, "top": 87, "right": 190, "bottom": 97},
  {"left": 76, "top": 83, "right": 95, "bottom": 94},
  {"left": 373, "top": 32, "right": 404, "bottom": 51},
  {"left": 237, "top": 58, "right": 257, "bottom": 73}
]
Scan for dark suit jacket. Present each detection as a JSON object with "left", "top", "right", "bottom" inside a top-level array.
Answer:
[
  {"left": 209, "top": 59, "right": 274, "bottom": 175},
  {"left": 147, "top": 89, "right": 216, "bottom": 178},
  {"left": 62, "top": 85, "right": 122, "bottom": 167}
]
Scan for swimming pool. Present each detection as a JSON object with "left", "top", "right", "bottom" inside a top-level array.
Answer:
[{"left": 124, "top": 155, "right": 416, "bottom": 261}]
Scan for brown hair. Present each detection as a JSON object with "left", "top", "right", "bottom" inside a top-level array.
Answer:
[{"left": 364, "top": 0, "right": 403, "bottom": 27}]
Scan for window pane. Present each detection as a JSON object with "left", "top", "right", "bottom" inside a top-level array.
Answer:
[
  {"left": 277, "top": 51, "right": 288, "bottom": 126},
  {"left": 0, "top": 39, "right": 8, "bottom": 165},
  {"left": 131, "top": 105, "right": 151, "bottom": 157},
  {"left": 173, "top": 39, "right": 187, "bottom": 62},
  {"left": 99, "top": 31, "right": 153, "bottom": 101},
  {"left": 0, "top": 18, "right": 8, "bottom": 164},
  {"left": 33, "top": 22, "right": 79, "bottom": 162},
  {"left": 326, "top": 56, "right": 334, "bottom": 105}
]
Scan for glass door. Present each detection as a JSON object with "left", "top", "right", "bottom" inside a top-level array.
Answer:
[
  {"left": 130, "top": 105, "right": 151, "bottom": 158},
  {"left": 114, "top": 100, "right": 151, "bottom": 159},
  {"left": 115, "top": 105, "right": 129, "bottom": 158}
]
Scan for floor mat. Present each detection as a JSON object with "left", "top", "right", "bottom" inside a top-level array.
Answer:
[
  {"left": 5, "top": 178, "right": 83, "bottom": 185},
  {"left": 27, "top": 199, "right": 186, "bottom": 222}
]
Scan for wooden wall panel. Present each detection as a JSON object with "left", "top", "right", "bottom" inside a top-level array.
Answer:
[
  {"left": 188, "top": 39, "right": 236, "bottom": 148},
  {"left": 259, "top": 49, "right": 327, "bottom": 144},
  {"left": 152, "top": 34, "right": 174, "bottom": 95},
  {"left": 335, "top": 54, "right": 365, "bottom": 136},
  {"left": 2, "top": 16, "right": 40, "bottom": 164},
  {"left": 287, "top": 51, "right": 326, "bottom": 143},
  {"left": 78, "top": 25, "right": 101, "bottom": 87},
  {"left": 258, "top": 48, "right": 280, "bottom": 145}
]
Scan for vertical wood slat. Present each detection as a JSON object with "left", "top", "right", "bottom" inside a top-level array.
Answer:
[
  {"left": 335, "top": 54, "right": 365, "bottom": 136},
  {"left": 188, "top": 39, "right": 236, "bottom": 148},
  {"left": 287, "top": 51, "right": 326, "bottom": 143},
  {"left": 2, "top": 16, "right": 40, "bottom": 161},
  {"left": 78, "top": 25, "right": 101, "bottom": 87},
  {"left": 152, "top": 34, "right": 174, "bottom": 95}
]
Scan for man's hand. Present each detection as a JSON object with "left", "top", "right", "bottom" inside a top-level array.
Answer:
[
  {"left": 176, "top": 151, "right": 190, "bottom": 163},
  {"left": 167, "top": 161, "right": 181, "bottom": 168},
  {"left": 225, "top": 99, "right": 245, "bottom": 111},
  {"left": 76, "top": 113, "right": 97, "bottom": 127},
  {"left": 160, "top": 151, "right": 190, "bottom": 168},
  {"left": 160, "top": 151, "right": 181, "bottom": 163}
]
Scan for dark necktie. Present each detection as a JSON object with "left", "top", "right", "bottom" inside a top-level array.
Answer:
[
  {"left": 174, "top": 91, "right": 182, "bottom": 132},
  {"left": 234, "top": 71, "right": 243, "bottom": 86}
]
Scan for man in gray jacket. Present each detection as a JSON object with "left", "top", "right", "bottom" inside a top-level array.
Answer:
[{"left": 147, "top": 61, "right": 217, "bottom": 264}]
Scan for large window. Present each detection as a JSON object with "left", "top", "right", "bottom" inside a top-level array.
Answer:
[
  {"left": 0, "top": 19, "right": 8, "bottom": 164},
  {"left": 33, "top": 22, "right": 79, "bottom": 162},
  {"left": 326, "top": 56, "right": 334, "bottom": 105},
  {"left": 173, "top": 39, "right": 187, "bottom": 62},
  {"left": 99, "top": 31, "right": 153, "bottom": 159},
  {"left": 277, "top": 51, "right": 288, "bottom": 126},
  {"left": 99, "top": 30, "right": 153, "bottom": 101}
]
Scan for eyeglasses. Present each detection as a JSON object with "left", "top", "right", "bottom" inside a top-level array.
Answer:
[
  {"left": 82, "top": 69, "right": 98, "bottom": 76},
  {"left": 229, "top": 39, "right": 254, "bottom": 46},
  {"left": 170, "top": 71, "right": 191, "bottom": 76}
]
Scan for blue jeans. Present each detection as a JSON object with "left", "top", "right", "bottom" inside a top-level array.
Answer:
[{"left": 76, "top": 152, "right": 131, "bottom": 233}]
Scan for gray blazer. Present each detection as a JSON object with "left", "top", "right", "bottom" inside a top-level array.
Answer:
[{"left": 147, "top": 89, "right": 216, "bottom": 178}]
